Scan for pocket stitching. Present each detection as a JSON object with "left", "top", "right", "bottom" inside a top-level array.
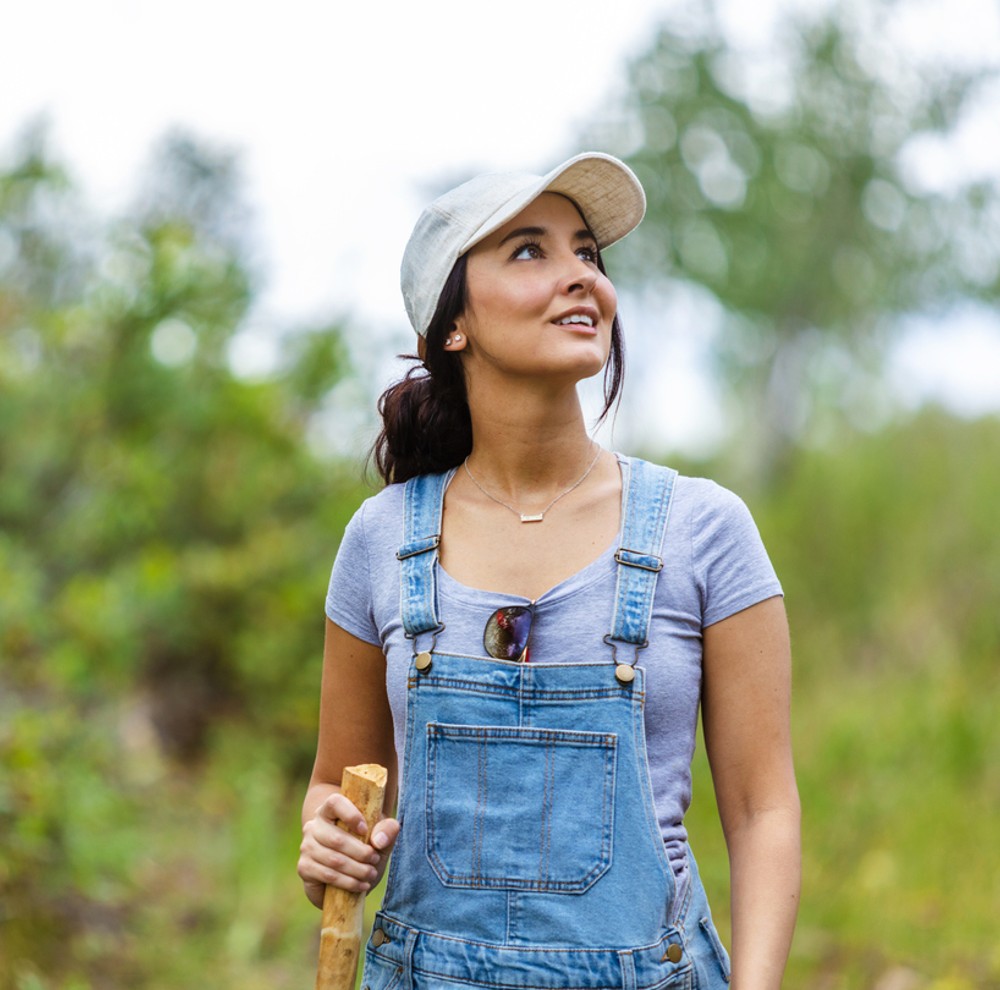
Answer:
[
  {"left": 426, "top": 723, "right": 617, "bottom": 892},
  {"left": 698, "top": 917, "right": 732, "bottom": 982},
  {"left": 362, "top": 949, "right": 404, "bottom": 990}
]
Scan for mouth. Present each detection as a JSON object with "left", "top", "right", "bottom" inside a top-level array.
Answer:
[{"left": 552, "top": 307, "right": 600, "bottom": 330}]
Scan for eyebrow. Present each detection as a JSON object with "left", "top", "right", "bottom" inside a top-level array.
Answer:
[{"left": 496, "top": 225, "right": 596, "bottom": 247}]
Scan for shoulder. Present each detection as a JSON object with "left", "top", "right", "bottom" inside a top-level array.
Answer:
[
  {"left": 334, "top": 482, "right": 406, "bottom": 562},
  {"left": 674, "top": 476, "right": 765, "bottom": 560},
  {"left": 341, "top": 468, "right": 457, "bottom": 550},
  {"left": 674, "top": 474, "right": 751, "bottom": 524},
  {"left": 619, "top": 457, "right": 773, "bottom": 584},
  {"left": 355, "top": 480, "right": 406, "bottom": 521},
  {"left": 619, "top": 455, "right": 750, "bottom": 523}
]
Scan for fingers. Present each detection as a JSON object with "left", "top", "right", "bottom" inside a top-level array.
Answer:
[
  {"left": 298, "top": 822, "right": 379, "bottom": 895},
  {"left": 318, "top": 792, "right": 369, "bottom": 836},
  {"left": 297, "top": 834, "right": 377, "bottom": 897},
  {"left": 298, "top": 793, "right": 401, "bottom": 905},
  {"left": 302, "top": 877, "right": 327, "bottom": 911}
]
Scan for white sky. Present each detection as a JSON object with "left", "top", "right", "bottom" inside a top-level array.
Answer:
[{"left": 3, "top": 0, "right": 999, "bottom": 453}]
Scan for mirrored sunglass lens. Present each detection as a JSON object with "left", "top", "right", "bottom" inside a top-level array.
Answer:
[{"left": 484, "top": 607, "right": 532, "bottom": 660}]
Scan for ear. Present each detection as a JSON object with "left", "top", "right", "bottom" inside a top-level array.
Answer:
[{"left": 442, "top": 323, "right": 468, "bottom": 352}]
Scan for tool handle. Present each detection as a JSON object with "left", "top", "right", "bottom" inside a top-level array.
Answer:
[{"left": 314, "top": 764, "right": 388, "bottom": 990}]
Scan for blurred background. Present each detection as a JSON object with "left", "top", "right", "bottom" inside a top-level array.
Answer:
[{"left": 1, "top": 0, "right": 998, "bottom": 987}]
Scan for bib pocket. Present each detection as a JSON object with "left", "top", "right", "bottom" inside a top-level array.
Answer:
[{"left": 425, "top": 723, "right": 617, "bottom": 893}]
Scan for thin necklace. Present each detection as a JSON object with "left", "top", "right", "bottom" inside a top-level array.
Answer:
[{"left": 463, "top": 443, "right": 602, "bottom": 523}]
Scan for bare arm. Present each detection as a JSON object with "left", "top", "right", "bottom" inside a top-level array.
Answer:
[
  {"left": 702, "top": 596, "right": 800, "bottom": 989},
  {"left": 297, "top": 618, "right": 400, "bottom": 908}
]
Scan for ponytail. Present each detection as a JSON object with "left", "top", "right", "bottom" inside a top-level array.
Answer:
[
  {"left": 371, "top": 250, "right": 626, "bottom": 486},
  {"left": 372, "top": 256, "right": 472, "bottom": 484}
]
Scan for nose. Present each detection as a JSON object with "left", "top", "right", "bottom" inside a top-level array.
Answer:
[{"left": 561, "top": 252, "right": 599, "bottom": 294}]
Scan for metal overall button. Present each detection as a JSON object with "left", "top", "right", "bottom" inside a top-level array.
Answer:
[
  {"left": 661, "top": 942, "right": 683, "bottom": 963},
  {"left": 409, "top": 625, "right": 444, "bottom": 674},
  {"left": 604, "top": 634, "right": 646, "bottom": 684}
]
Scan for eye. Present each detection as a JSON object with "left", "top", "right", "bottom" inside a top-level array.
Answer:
[
  {"left": 576, "top": 244, "right": 599, "bottom": 264},
  {"left": 510, "top": 239, "right": 544, "bottom": 261}
]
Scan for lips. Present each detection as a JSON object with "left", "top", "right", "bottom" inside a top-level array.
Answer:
[{"left": 552, "top": 306, "right": 600, "bottom": 328}]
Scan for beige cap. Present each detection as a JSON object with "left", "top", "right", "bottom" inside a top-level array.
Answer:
[{"left": 400, "top": 152, "right": 646, "bottom": 337}]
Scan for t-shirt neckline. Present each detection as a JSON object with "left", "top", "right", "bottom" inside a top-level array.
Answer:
[{"left": 436, "top": 453, "right": 629, "bottom": 610}]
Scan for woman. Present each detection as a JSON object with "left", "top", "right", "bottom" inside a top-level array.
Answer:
[{"left": 298, "top": 152, "right": 800, "bottom": 989}]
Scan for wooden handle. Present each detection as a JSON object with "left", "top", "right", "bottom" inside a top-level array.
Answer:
[{"left": 315, "top": 763, "right": 388, "bottom": 990}]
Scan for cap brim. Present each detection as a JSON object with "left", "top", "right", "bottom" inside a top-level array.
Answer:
[{"left": 461, "top": 152, "right": 646, "bottom": 255}]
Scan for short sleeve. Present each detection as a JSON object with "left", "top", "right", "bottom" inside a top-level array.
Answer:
[
  {"left": 325, "top": 501, "right": 381, "bottom": 646},
  {"left": 692, "top": 482, "right": 783, "bottom": 628}
]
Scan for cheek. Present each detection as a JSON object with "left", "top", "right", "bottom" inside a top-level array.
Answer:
[
  {"left": 461, "top": 275, "right": 515, "bottom": 331},
  {"left": 461, "top": 278, "right": 550, "bottom": 339},
  {"left": 597, "top": 275, "right": 618, "bottom": 318}
]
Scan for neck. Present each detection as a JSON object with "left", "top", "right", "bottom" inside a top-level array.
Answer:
[{"left": 464, "top": 381, "right": 598, "bottom": 500}]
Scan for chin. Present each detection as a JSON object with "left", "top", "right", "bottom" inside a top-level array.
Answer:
[
  {"left": 559, "top": 352, "right": 608, "bottom": 383},
  {"left": 513, "top": 337, "right": 609, "bottom": 381},
  {"left": 570, "top": 340, "right": 610, "bottom": 374}
]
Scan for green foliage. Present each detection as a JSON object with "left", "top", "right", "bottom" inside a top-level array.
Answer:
[
  {"left": 680, "top": 408, "right": 1000, "bottom": 988},
  {"left": 588, "top": 0, "right": 1000, "bottom": 472},
  {"left": 0, "top": 126, "right": 368, "bottom": 987},
  {"left": 1, "top": 115, "right": 997, "bottom": 989}
]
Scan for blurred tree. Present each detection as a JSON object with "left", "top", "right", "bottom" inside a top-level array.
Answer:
[
  {"left": 586, "top": 0, "right": 1000, "bottom": 476},
  {"left": 0, "top": 125, "right": 364, "bottom": 761},
  {"left": 0, "top": 124, "right": 367, "bottom": 984},
  {"left": 2, "top": 118, "right": 997, "bottom": 987}
]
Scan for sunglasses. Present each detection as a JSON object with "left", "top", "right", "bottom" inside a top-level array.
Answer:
[{"left": 484, "top": 606, "right": 533, "bottom": 662}]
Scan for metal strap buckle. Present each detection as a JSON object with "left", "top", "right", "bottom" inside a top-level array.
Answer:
[
  {"left": 396, "top": 535, "right": 441, "bottom": 560},
  {"left": 602, "top": 634, "right": 648, "bottom": 666},
  {"left": 614, "top": 548, "right": 663, "bottom": 572}
]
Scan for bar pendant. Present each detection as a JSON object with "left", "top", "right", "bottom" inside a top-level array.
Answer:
[{"left": 519, "top": 513, "right": 544, "bottom": 523}]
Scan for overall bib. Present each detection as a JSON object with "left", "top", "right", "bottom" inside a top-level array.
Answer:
[{"left": 361, "top": 459, "right": 733, "bottom": 990}]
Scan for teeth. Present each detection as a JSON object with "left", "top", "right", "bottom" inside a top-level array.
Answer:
[{"left": 557, "top": 314, "right": 595, "bottom": 326}]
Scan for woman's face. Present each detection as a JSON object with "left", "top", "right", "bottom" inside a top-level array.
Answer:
[{"left": 450, "top": 193, "right": 618, "bottom": 385}]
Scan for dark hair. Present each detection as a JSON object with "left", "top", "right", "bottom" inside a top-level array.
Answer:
[{"left": 371, "top": 251, "right": 626, "bottom": 485}]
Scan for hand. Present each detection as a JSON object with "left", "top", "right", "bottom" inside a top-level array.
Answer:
[{"left": 297, "top": 791, "right": 401, "bottom": 909}]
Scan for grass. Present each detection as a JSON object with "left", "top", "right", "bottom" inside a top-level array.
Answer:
[
  {"left": 684, "top": 655, "right": 1000, "bottom": 989},
  {"left": 7, "top": 410, "right": 1000, "bottom": 988},
  {"left": 8, "top": 651, "right": 996, "bottom": 990}
]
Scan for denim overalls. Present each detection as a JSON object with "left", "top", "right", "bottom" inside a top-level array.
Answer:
[{"left": 361, "top": 458, "right": 732, "bottom": 990}]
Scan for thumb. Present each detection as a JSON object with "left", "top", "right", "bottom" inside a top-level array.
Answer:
[{"left": 370, "top": 818, "right": 401, "bottom": 852}]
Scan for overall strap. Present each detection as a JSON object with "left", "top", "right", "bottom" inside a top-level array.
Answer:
[
  {"left": 396, "top": 469, "right": 454, "bottom": 638},
  {"left": 609, "top": 457, "right": 677, "bottom": 661}
]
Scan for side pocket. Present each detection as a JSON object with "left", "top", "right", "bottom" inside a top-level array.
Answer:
[
  {"left": 698, "top": 918, "right": 732, "bottom": 983},
  {"left": 359, "top": 948, "right": 404, "bottom": 990}
]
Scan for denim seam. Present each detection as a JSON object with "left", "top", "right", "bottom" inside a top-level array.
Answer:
[
  {"left": 540, "top": 739, "right": 552, "bottom": 884},
  {"left": 373, "top": 910, "right": 698, "bottom": 989},
  {"left": 632, "top": 693, "right": 678, "bottom": 895},
  {"left": 361, "top": 947, "right": 404, "bottom": 990},
  {"left": 698, "top": 918, "right": 732, "bottom": 983},
  {"left": 400, "top": 470, "right": 454, "bottom": 637},
  {"left": 429, "top": 724, "right": 618, "bottom": 745},
  {"left": 474, "top": 734, "right": 486, "bottom": 881},
  {"left": 425, "top": 724, "right": 617, "bottom": 892},
  {"left": 376, "top": 911, "right": 687, "bottom": 953},
  {"left": 610, "top": 459, "right": 678, "bottom": 649},
  {"left": 414, "top": 673, "right": 644, "bottom": 701}
]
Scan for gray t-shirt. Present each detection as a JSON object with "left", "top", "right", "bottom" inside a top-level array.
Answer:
[{"left": 325, "top": 461, "right": 783, "bottom": 873}]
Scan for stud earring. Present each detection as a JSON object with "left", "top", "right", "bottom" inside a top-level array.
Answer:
[
  {"left": 444, "top": 337, "right": 453, "bottom": 346},
  {"left": 453, "top": 333, "right": 462, "bottom": 342}
]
